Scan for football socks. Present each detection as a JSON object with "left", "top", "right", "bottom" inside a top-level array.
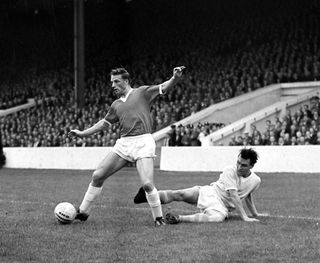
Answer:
[
  {"left": 146, "top": 187, "right": 163, "bottom": 220},
  {"left": 79, "top": 183, "right": 103, "bottom": 214}
]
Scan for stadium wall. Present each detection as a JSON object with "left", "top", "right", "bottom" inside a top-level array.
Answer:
[
  {"left": 160, "top": 146, "right": 320, "bottom": 173},
  {"left": 3, "top": 147, "right": 113, "bottom": 170},
  {"left": 3, "top": 146, "right": 320, "bottom": 173}
]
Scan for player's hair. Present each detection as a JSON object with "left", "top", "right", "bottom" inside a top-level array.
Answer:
[
  {"left": 239, "top": 148, "right": 259, "bottom": 166},
  {"left": 110, "top": 68, "right": 130, "bottom": 82}
]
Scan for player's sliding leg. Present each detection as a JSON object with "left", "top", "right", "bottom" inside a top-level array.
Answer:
[
  {"left": 166, "top": 210, "right": 226, "bottom": 224},
  {"left": 134, "top": 186, "right": 199, "bottom": 205},
  {"left": 136, "top": 158, "right": 165, "bottom": 226},
  {"left": 134, "top": 186, "right": 165, "bottom": 204},
  {"left": 134, "top": 188, "right": 173, "bottom": 204},
  {"left": 160, "top": 187, "right": 199, "bottom": 205},
  {"left": 179, "top": 210, "right": 226, "bottom": 223},
  {"left": 75, "top": 152, "right": 128, "bottom": 221}
]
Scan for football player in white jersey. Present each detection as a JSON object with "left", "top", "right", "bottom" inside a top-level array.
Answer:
[{"left": 134, "top": 148, "right": 266, "bottom": 223}]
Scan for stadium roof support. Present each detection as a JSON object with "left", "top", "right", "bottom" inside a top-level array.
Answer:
[{"left": 74, "top": 0, "right": 85, "bottom": 109}]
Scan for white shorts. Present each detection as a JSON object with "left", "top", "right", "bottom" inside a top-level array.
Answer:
[
  {"left": 197, "top": 185, "right": 228, "bottom": 217},
  {"left": 112, "top": 134, "right": 156, "bottom": 162}
]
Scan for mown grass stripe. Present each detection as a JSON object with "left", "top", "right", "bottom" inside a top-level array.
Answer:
[{"left": 1, "top": 199, "right": 320, "bottom": 221}]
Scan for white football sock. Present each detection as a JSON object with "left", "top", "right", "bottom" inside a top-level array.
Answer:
[
  {"left": 79, "top": 183, "right": 102, "bottom": 214},
  {"left": 146, "top": 187, "right": 163, "bottom": 220},
  {"left": 180, "top": 212, "right": 224, "bottom": 223}
]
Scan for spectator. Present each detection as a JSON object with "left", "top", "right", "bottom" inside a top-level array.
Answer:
[
  {"left": 283, "top": 133, "right": 291, "bottom": 145},
  {"left": 229, "top": 136, "right": 237, "bottom": 146},
  {"left": 167, "top": 125, "right": 177, "bottom": 146}
]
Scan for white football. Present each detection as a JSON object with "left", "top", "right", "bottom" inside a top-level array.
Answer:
[{"left": 54, "top": 202, "right": 77, "bottom": 224}]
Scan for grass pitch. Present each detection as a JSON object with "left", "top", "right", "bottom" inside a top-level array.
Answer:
[{"left": 0, "top": 168, "right": 319, "bottom": 263}]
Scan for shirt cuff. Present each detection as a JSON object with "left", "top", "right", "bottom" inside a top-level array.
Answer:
[
  {"left": 159, "top": 84, "right": 164, "bottom": 95},
  {"left": 103, "top": 119, "right": 112, "bottom": 126}
]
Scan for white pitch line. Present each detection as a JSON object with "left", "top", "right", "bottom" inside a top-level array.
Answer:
[
  {"left": 259, "top": 214, "right": 320, "bottom": 221},
  {"left": 1, "top": 199, "right": 320, "bottom": 221}
]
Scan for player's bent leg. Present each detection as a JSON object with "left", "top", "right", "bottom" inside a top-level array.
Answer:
[
  {"left": 133, "top": 188, "right": 172, "bottom": 205},
  {"left": 133, "top": 187, "right": 171, "bottom": 204},
  {"left": 134, "top": 186, "right": 200, "bottom": 205},
  {"left": 133, "top": 187, "right": 168, "bottom": 204},
  {"left": 91, "top": 151, "right": 128, "bottom": 187},
  {"left": 203, "top": 209, "right": 226, "bottom": 222},
  {"left": 162, "top": 186, "right": 200, "bottom": 205},
  {"left": 76, "top": 152, "right": 128, "bottom": 220},
  {"left": 179, "top": 210, "right": 226, "bottom": 223}
]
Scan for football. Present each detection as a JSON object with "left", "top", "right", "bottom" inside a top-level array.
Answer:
[{"left": 54, "top": 202, "right": 77, "bottom": 224}]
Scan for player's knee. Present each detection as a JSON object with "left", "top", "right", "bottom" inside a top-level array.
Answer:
[
  {"left": 172, "top": 190, "right": 186, "bottom": 201},
  {"left": 206, "top": 212, "right": 226, "bottom": 222},
  {"left": 208, "top": 216, "right": 225, "bottom": 223},
  {"left": 142, "top": 182, "right": 154, "bottom": 193},
  {"left": 91, "top": 170, "right": 105, "bottom": 186}
]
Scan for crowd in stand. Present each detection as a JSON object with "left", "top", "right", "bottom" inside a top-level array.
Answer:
[
  {"left": 229, "top": 97, "right": 320, "bottom": 146},
  {"left": 1, "top": 0, "right": 320, "bottom": 147},
  {"left": 166, "top": 122, "right": 225, "bottom": 147},
  {"left": 0, "top": 88, "right": 29, "bottom": 110}
]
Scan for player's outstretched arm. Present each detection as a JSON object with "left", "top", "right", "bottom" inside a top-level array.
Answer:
[
  {"left": 68, "top": 119, "right": 109, "bottom": 138},
  {"left": 159, "top": 66, "right": 186, "bottom": 94},
  {"left": 228, "top": 190, "right": 259, "bottom": 222},
  {"left": 245, "top": 193, "right": 269, "bottom": 217}
]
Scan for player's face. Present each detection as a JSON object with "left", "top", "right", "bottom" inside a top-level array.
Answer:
[
  {"left": 236, "top": 156, "right": 252, "bottom": 178},
  {"left": 111, "top": 74, "right": 128, "bottom": 97}
]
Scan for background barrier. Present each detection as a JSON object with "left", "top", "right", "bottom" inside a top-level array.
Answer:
[
  {"left": 160, "top": 146, "right": 320, "bottom": 173},
  {"left": 3, "top": 146, "right": 320, "bottom": 173},
  {"left": 3, "top": 147, "right": 112, "bottom": 170}
]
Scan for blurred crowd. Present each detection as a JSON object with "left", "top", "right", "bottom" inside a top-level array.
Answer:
[
  {"left": 166, "top": 122, "right": 225, "bottom": 147},
  {"left": 1, "top": 0, "right": 320, "bottom": 147},
  {"left": 229, "top": 97, "right": 320, "bottom": 146}
]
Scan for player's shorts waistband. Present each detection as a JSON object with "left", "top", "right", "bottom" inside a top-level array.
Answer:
[{"left": 120, "top": 133, "right": 153, "bottom": 140}]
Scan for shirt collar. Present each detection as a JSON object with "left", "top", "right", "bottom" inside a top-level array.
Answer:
[{"left": 120, "top": 88, "right": 133, "bottom": 102}]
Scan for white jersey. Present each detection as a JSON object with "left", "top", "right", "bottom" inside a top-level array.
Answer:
[{"left": 211, "top": 165, "right": 261, "bottom": 210}]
